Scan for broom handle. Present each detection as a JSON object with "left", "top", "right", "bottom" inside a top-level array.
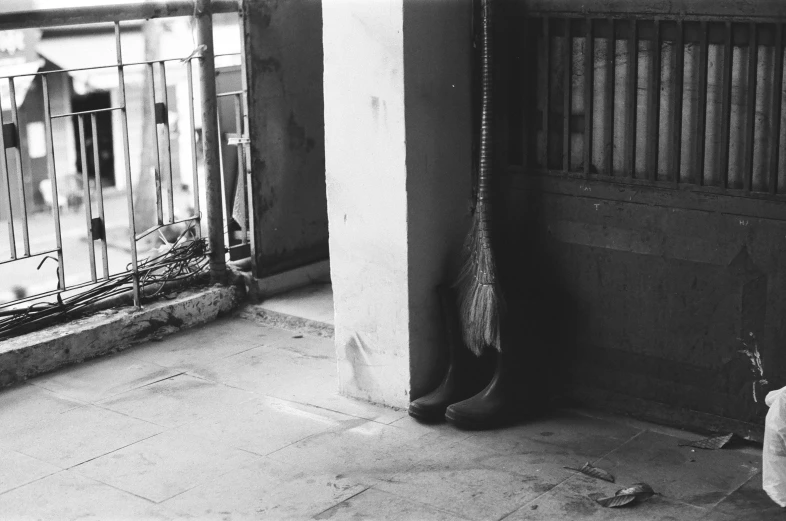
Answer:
[{"left": 477, "top": 0, "right": 493, "bottom": 250}]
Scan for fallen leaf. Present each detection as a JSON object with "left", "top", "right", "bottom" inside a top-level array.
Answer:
[
  {"left": 563, "top": 462, "right": 615, "bottom": 483},
  {"left": 591, "top": 482, "right": 656, "bottom": 508},
  {"left": 616, "top": 483, "right": 655, "bottom": 501},
  {"left": 594, "top": 493, "right": 639, "bottom": 508},
  {"left": 678, "top": 433, "right": 734, "bottom": 450}
]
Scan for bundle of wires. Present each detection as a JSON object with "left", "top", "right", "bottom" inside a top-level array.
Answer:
[{"left": 0, "top": 227, "right": 208, "bottom": 341}]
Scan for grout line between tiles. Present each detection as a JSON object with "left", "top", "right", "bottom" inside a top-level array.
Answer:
[
  {"left": 311, "top": 485, "right": 372, "bottom": 519},
  {"left": 67, "top": 431, "right": 165, "bottom": 470}
]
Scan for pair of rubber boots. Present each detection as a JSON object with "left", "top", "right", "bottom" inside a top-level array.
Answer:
[{"left": 408, "top": 285, "right": 511, "bottom": 429}]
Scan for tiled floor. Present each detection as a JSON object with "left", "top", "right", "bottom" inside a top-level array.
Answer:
[{"left": 0, "top": 312, "right": 777, "bottom": 520}]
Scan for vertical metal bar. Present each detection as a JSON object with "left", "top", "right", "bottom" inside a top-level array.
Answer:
[
  {"left": 605, "top": 18, "right": 615, "bottom": 175},
  {"left": 0, "top": 83, "right": 16, "bottom": 259},
  {"left": 770, "top": 23, "right": 784, "bottom": 194},
  {"left": 584, "top": 18, "right": 593, "bottom": 177},
  {"left": 236, "top": 3, "right": 255, "bottom": 275},
  {"left": 115, "top": 22, "right": 139, "bottom": 306},
  {"left": 197, "top": 0, "right": 227, "bottom": 282},
  {"left": 42, "top": 75, "right": 65, "bottom": 291},
  {"left": 146, "top": 62, "right": 164, "bottom": 226},
  {"left": 744, "top": 23, "right": 758, "bottom": 193},
  {"left": 626, "top": 19, "right": 638, "bottom": 177},
  {"left": 7, "top": 78, "right": 29, "bottom": 256},
  {"left": 647, "top": 20, "right": 661, "bottom": 181},
  {"left": 541, "top": 17, "right": 550, "bottom": 168},
  {"left": 77, "top": 114, "right": 97, "bottom": 282},
  {"left": 563, "top": 18, "right": 572, "bottom": 172},
  {"left": 186, "top": 60, "right": 201, "bottom": 238},
  {"left": 695, "top": 21, "right": 709, "bottom": 186},
  {"left": 158, "top": 60, "right": 175, "bottom": 223},
  {"left": 217, "top": 109, "right": 231, "bottom": 249},
  {"left": 91, "top": 114, "right": 109, "bottom": 280},
  {"left": 672, "top": 21, "right": 684, "bottom": 184},
  {"left": 233, "top": 94, "right": 247, "bottom": 245},
  {"left": 719, "top": 22, "right": 733, "bottom": 190}
]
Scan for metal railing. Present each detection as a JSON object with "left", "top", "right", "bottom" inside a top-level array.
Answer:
[
  {"left": 0, "top": 0, "right": 246, "bottom": 337},
  {"left": 505, "top": 0, "right": 786, "bottom": 198}
]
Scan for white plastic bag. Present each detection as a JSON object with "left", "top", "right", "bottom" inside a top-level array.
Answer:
[{"left": 764, "top": 386, "right": 786, "bottom": 507}]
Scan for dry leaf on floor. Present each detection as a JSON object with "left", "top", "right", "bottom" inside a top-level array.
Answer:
[
  {"left": 564, "top": 462, "right": 615, "bottom": 483},
  {"left": 590, "top": 482, "right": 656, "bottom": 508},
  {"left": 678, "top": 433, "right": 734, "bottom": 450},
  {"left": 615, "top": 482, "right": 655, "bottom": 501}
]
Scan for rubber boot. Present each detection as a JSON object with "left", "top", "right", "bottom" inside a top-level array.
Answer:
[
  {"left": 408, "top": 286, "right": 485, "bottom": 423},
  {"left": 445, "top": 347, "right": 511, "bottom": 429}
]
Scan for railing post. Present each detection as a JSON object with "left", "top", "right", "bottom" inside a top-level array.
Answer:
[{"left": 196, "top": 0, "right": 227, "bottom": 283}]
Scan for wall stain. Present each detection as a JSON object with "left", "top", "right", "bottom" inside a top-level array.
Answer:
[
  {"left": 254, "top": 56, "right": 281, "bottom": 74},
  {"left": 288, "top": 112, "right": 314, "bottom": 152}
]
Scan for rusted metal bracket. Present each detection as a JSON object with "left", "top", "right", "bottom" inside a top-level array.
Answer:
[
  {"left": 2, "top": 123, "right": 16, "bottom": 149},
  {"left": 91, "top": 217, "right": 105, "bottom": 242},
  {"left": 227, "top": 135, "right": 249, "bottom": 146}
]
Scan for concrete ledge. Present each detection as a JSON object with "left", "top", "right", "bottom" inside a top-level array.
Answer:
[
  {"left": 238, "top": 305, "right": 334, "bottom": 339},
  {"left": 0, "top": 284, "right": 243, "bottom": 388},
  {"left": 232, "top": 259, "right": 330, "bottom": 300}
]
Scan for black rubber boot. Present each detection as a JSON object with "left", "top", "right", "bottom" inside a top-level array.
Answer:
[
  {"left": 444, "top": 348, "right": 511, "bottom": 429},
  {"left": 408, "top": 286, "right": 485, "bottom": 423}
]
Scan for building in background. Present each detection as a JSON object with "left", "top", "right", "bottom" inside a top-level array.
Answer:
[{"left": 0, "top": 2, "right": 241, "bottom": 215}]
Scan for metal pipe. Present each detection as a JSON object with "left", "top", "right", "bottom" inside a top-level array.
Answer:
[
  {"left": 186, "top": 60, "right": 201, "bottom": 239},
  {"left": 146, "top": 62, "right": 164, "bottom": 226},
  {"left": 77, "top": 114, "right": 97, "bottom": 282},
  {"left": 8, "top": 78, "right": 30, "bottom": 256},
  {"left": 197, "top": 0, "right": 227, "bottom": 283},
  {"left": 0, "top": 85, "right": 16, "bottom": 260},
  {"left": 51, "top": 106, "right": 122, "bottom": 119},
  {"left": 0, "top": 54, "right": 240, "bottom": 81},
  {"left": 115, "top": 22, "right": 140, "bottom": 306},
  {"left": 158, "top": 61, "right": 176, "bottom": 223},
  {"left": 41, "top": 76, "right": 66, "bottom": 291},
  {"left": 0, "top": 0, "right": 238, "bottom": 31},
  {"left": 233, "top": 93, "right": 247, "bottom": 245},
  {"left": 91, "top": 114, "right": 110, "bottom": 280}
]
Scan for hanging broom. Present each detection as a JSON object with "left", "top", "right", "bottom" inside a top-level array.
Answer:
[{"left": 456, "top": 0, "right": 504, "bottom": 357}]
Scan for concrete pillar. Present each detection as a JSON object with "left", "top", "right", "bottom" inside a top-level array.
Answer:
[{"left": 323, "top": 0, "right": 473, "bottom": 408}]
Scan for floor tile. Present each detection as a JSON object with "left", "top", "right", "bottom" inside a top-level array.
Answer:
[
  {"left": 31, "top": 349, "right": 180, "bottom": 403},
  {"left": 375, "top": 443, "right": 554, "bottom": 521},
  {"left": 0, "top": 383, "right": 83, "bottom": 438},
  {"left": 505, "top": 474, "right": 709, "bottom": 521},
  {"left": 461, "top": 410, "right": 641, "bottom": 459},
  {"left": 267, "top": 420, "right": 450, "bottom": 485},
  {"left": 706, "top": 472, "right": 785, "bottom": 520},
  {"left": 592, "top": 430, "right": 760, "bottom": 508},
  {"left": 73, "top": 430, "right": 258, "bottom": 503},
  {"left": 0, "top": 470, "right": 178, "bottom": 520},
  {"left": 1, "top": 404, "right": 162, "bottom": 468},
  {"left": 176, "top": 395, "right": 364, "bottom": 456},
  {"left": 314, "top": 488, "right": 464, "bottom": 521},
  {"left": 276, "top": 385, "right": 408, "bottom": 425},
  {"left": 186, "top": 342, "right": 334, "bottom": 396},
  {"left": 163, "top": 456, "right": 367, "bottom": 520},
  {"left": 127, "top": 316, "right": 295, "bottom": 369},
  {"left": 96, "top": 373, "right": 255, "bottom": 427},
  {"left": 0, "top": 448, "right": 60, "bottom": 494}
]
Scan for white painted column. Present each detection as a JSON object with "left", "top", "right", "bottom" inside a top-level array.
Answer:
[{"left": 323, "top": 0, "right": 472, "bottom": 408}]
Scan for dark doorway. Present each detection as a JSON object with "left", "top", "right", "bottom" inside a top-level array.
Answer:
[{"left": 71, "top": 91, "right": 115, "bottom": 187}]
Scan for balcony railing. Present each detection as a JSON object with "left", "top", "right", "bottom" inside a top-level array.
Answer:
[{"left": 0, "top": 0, "right": 246, "bottom": 339}]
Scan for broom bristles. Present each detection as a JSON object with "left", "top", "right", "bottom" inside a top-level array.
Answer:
[{"left": 456, "top": 208, "right": 504, "bottom": 356}]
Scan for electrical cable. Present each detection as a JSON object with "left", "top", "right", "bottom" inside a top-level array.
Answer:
[{"left": 0, "top": 226, "right": 209, "bottom": 340}]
